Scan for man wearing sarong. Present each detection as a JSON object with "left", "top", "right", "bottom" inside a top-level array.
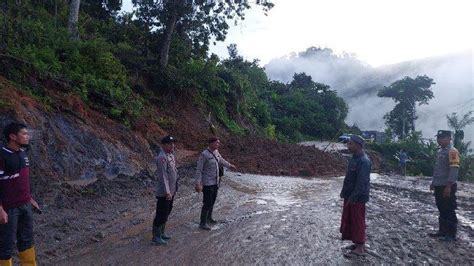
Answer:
[{"left": 340, "top": 135, "right": 372, "bottom": 257}]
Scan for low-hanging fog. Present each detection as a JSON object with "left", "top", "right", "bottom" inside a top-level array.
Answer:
[{"left": 264, "top": 48, "right": 473, "bottom": 143}]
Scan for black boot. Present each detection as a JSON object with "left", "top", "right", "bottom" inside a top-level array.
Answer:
[
  {"left": 440, "top": 227, "right": 457, "bottom": 242},
  {"left": 444, "top": 219, "right": 457, "bottom": 240},
  {"left": 207, "top": 207, "right": 217, "bottom": 225},
  {"left": 151, "top": 225, "right": 168, "bottom": 245},
  {"left": 161, "top": 223, "right": 171, "bottom": 240},
  {"left": 199, "top": 209, "right": 211, "bottom": 230},
  {"left": 429, "top": 217, "right": 447, "bottom": 238}
]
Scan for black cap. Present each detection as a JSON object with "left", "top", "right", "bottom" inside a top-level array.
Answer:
[
  {"left": 350, "top": 134, "right": 365, "bottom": 147},
  {"left": 161, "top": 135, "right": 176, "bottom": 144},
  {"left": 208, "top": 136, "right": 219, "bottom": 144},
  {"left": 436, "top": 130, "right": 452, "bottom": 138}
]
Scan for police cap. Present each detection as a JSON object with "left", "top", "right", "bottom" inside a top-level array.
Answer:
[
  {"left": 350, "top": 134, "right": 366, "bottom": 147},
  {"left": 161, "top": 135, "right": 176, "bottom": 144},
  {"left": 436, "top": 130, "right": 452, "bottom": 138}
]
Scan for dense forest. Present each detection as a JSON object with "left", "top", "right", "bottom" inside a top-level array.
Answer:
[
  {"left": 0, "top": 0, "right": 348, "bottom": 142},
  {"left": 1, "top": 1, "right": 471, "bottom": 179}
]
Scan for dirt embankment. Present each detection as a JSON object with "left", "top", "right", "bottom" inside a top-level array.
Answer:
[
  {"left": 0, "top": 73, "right": 347, "bottom": 184},
  {"left": 221, "top": 136, "right": 346, "bottom": 177}
]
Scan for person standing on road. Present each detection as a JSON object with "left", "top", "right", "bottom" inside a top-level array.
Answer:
[
  {"left": 398, "top": 149, "right": 409, "bottom": 176},
  {"left": 340, "top": 135, "right": 372, "bottom": 258},
  {"left": 195, "top": 137, "right": 236, "bottom": 230},
  {"left": 429, "top": 130, "right": 460, "bottom": 242},
  {"left": 151, "top": 136, "right": 178, "bottom": 245},
  {"left": 0, "top": 122, "right": 39, "bottom": 266}
]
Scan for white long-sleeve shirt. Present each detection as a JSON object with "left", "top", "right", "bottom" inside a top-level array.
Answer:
[{"left": 195, "top": 149, "right": 231, "bottom": 186}]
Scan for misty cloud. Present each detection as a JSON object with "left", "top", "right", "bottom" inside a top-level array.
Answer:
[{"left": 264, "top": 48, "right": 473, "bottom": 143}]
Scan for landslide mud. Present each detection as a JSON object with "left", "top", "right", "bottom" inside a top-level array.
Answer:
[{"left": 38, "top": 172, "right": 473, "bottom": 265}]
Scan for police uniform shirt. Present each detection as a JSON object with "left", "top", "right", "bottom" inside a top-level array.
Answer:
[
  {"left": 195, "top": 149, "right": 231, "bottom": 186},
  {"left": 156, "top": 151, "right": 178, "bottom": 197},
  {"left": 432, "top": 145, "right": 460, "bottom": 186}
]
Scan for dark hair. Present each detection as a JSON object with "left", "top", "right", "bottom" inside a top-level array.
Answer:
[
  {"left": 3, "top": 122, "right": 27, "bottom": 142},
  {"left": 208, "top": 137, "right": 219, "bottom": 144}
]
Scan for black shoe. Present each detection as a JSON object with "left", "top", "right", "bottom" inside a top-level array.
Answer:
[
  {"left": 199, "top": 223, "right": 211, "bottom": 230},
  {"left": 440, "top": 236, "right": 456, "bottom": 242},
  {"left": 343, "top": 244, "right": 357, "bottom": 250},
  {"left": 207, "top": 218, "right": 218, "bottom": 225},
  {"left": 428, "top": 232, "right": 445, "bottom": 238}
]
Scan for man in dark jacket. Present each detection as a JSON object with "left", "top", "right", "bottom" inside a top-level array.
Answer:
[{"left": 340, "top": 135, "right": 372, "bottom": 257}]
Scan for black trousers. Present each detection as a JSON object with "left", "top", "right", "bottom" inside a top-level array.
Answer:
[
  {"left": 434, "top": 183, "right": 458, "bottom": 237},
  {"left": 0, "top": 203, "right": 34, "bottom": 260},
  {"left": 201, "top": 185, "right": 218, "bottom": 221},
  {"left": 153, "top": 196, "right": 174, "bottom": 227}
]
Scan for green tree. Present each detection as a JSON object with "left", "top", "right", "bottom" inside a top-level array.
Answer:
[
  {"left": 378, "top": 75, "right": 435, "bottom": 139},
  {"left": 68, "top": 0, "right": 123, "bottom": 40},
  {"left": 446, "top": 111, "right": 474, "bottom": 181},
  {"left": 271, "top": 73, "right": 348, "bottom": 141},
  {"left": 132, "top": 0, "right": 274, "bottom": 67},
  {"left": 446, "top": 111, "right": 474, "bottom": 153},
  {"left": 447, "top": 111, "right": 474, "bottom": 132},
  {"left": 81, "top": 0, "right": 123, "bottom": 19}
]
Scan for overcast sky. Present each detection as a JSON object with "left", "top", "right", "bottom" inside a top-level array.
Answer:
[{"left": 122, "top": 0, "right": 473, "bottom": 66}]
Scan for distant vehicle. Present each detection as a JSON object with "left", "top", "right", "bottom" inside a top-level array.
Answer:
[
  {"left": 338, "top": 134, "right": 351, "bottom": 143},
  {"left": 361, "top": 130, "right": 387, "bottom": 144}
]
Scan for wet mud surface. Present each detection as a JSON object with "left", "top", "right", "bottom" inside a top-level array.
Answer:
[{"left": 39, "top": 170, "right": 473, "bottom": 265}]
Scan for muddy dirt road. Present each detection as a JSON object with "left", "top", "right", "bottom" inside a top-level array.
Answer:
[{"left": 44, "top": 171, "right": 473, "bottom": 265}]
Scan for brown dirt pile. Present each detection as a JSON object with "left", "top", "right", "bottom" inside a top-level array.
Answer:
[{"left": 220, "top": 136, "right": 346, "bottom": 177}]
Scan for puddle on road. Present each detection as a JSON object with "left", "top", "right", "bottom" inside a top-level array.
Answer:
[
  {"left": 226, "top": 171, "right": 474, "bottom": 238},
  {"left": 259, "top": 193, "right": 298, "bottom": 206},
  {"left": 255, "top": 199, "right": 268, "bottom": 205},
  {"left": 226, "top": 172, "right": 336, "bottom": 211}
]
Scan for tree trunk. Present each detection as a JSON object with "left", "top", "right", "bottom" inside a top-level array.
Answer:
[
  {"left": 54, "top": 0, "right": 58, "bottom": 28},
  {"left": 68, "top": 0, "right": 81, "bottom": 40},
  {"left": 159, "top": 12, "right": 178, "bottom": 68},
  {"left": 0, "top": 1, "right": 8, "bottom": 52},
  {"left": 401, "top": 117, "right": 406, "bottom": 139}
]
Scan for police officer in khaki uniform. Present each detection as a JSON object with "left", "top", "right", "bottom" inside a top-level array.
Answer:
[
  {"left": 429, "top": 130, "right": 460, "bottom": 242},
  {"left": 152, "top": 136, "right": 178, "bottom": 245},
  {"left": 195, "top": 137, "right": 236, "bottom": 230}
]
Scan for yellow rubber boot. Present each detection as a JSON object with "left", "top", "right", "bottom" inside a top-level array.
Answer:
[
  {"left": 0, "top": 259, "right": 12, "bottom": 266},
  {"left": 18, "top": 247, "right": 37, "bottom": 266}
]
